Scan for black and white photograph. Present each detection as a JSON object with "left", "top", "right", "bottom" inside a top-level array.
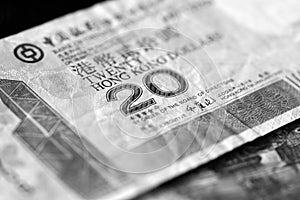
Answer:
[{"left": 1, "top": 0, "right": 300, "bottom": 199}]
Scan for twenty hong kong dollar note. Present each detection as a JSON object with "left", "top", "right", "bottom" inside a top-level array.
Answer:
[{"left": 1, "top": 0, "right": 300, "bottom": 199}]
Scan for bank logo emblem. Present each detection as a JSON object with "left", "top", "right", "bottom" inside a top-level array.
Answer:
[{"left": 14, "top": 43, "right": 44, "bottom": 63}]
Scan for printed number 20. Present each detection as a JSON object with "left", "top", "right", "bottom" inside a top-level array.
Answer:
[{"left": 106, "top": 69, "right": 189, "bottom": 115}]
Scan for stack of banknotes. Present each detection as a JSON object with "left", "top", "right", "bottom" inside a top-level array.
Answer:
[{"left": 1, "top": 0, "right": 300, "bottom": 199}]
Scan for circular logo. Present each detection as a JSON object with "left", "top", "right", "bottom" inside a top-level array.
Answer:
[{"left": 14, "top": 43, "right": 44, "bottom": 63}]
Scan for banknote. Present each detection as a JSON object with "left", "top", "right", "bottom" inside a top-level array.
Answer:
[{"left": 1, "top": 0, "right": 300, "bottom": 200}]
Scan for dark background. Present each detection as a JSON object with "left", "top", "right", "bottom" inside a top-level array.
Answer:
[{"left": 0, "top": 0, "right": 105, "bottom": 39}]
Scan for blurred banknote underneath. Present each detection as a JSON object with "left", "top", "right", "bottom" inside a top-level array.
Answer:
[
  {"left": 137, "top": 117, "right": 300, "bottom": 200},
  {"left": 1, "top": 0, "right": 300, "bottom": 199}
]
